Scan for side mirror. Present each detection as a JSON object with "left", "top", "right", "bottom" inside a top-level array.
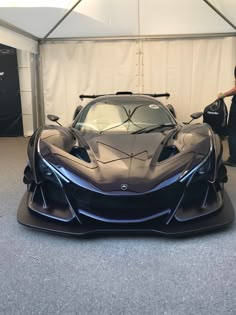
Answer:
[
  {"left": 47, "top": 114, "right": 62, "bottom": 126},
  {"left": 73, "top": 105, "right": 83, "bottom": 120},
  {"left": 190, "top": 112, "right": 203, "bottom": 120},
  {"left": 184, "top": 112, "right": 203, "bottom": 125}
]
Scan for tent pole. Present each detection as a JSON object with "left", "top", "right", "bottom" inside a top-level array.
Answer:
[
  {"left": 44, "top": 32, "right": 236, "bottom": 42},
  {"left": 30, "top": 52, "right": 38, "bottom": 130},
  {"left": 203, "top": 0, "right": 236, "bottom": 31},
  {"left": 30, "top": 43, "right": 45, "bottom": 129},
  {"left": 36, "top": 43, "right": 45, "bottom": 126},
  {"left": 43, "top": 0, "right": 83, "bottom": 40}
]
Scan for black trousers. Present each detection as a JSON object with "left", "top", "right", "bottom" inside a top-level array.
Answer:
[
  {"left": 228, "top": 97, "right": 236, "bottom": 162},
  {"left": 228, "top": 128, "right": 236, "bottom": 162}
]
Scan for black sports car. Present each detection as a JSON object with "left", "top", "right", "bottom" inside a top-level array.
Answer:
[{"left": 18, "top": 92, "right": 235, "bottom": 235}]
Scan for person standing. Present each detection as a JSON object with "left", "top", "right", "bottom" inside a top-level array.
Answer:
[{"left": 218, "top": 67, "right": 236, "bottom": 166}]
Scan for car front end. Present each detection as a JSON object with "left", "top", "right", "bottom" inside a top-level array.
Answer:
[{"left": 17, "top": 94, "right": 234, "bottom": 235}]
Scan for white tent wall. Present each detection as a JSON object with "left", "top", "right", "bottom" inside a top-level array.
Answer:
[
  {"left": 143, "top": 36, "right": 236, "bottom": 121},
  {"left": 41, "top": 36, "right": 236, "bottom": 125},
  {"left": 0, "top": 25, "right": 37, "bottom": 53},
  {"left": 0, "top": 1, "right": 236, "bottom": 132},
  {"left": 41, "top": 41, "right": 139, "bottom": 125}
]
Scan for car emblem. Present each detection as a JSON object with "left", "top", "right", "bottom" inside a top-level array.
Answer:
[{"left": 121, "top": 184, "right": 128, "bottom": 191}]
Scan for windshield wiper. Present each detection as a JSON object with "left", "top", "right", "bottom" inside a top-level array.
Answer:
[
  {"left": 100, "top": 108, "right": 143, "bottom": 134},
  {"left": 132, "top": 123, "right": 177, "bottom": 134},
  {"left": 100, "top": 119, "right": 129, "bottom": 134}
]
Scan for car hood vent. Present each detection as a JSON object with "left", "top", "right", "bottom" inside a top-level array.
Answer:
[
  {"left": 158, "top": 145, "right": 179, "bottom": 162},
  {"left": 70, "top": 146, "right": 91, "bottom": 163}
]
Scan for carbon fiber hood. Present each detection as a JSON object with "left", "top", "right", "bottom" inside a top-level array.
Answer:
[{"left": 39, "top": 125, "right": 211, "bottom": 193}]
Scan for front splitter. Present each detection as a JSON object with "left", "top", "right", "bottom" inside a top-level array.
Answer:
[{"left": 17, "top": 191, "right": 235, "bottom": 236}]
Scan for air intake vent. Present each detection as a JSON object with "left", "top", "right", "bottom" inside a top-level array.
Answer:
[
  {"left": 158, "top": 145, "right": 179, "bottom": 162},
  {"left": 71, "top": 147, "right": 91, "bottom": 163}
]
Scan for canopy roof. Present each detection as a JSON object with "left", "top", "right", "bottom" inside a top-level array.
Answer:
[{"left": 0, "top": 0, "right": 236, "bottom": 41}]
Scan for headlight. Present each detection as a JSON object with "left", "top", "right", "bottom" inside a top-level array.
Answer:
[
  {"left": 197, "top": 159, "right": 211, "bottom": 175},
  {"left": 180, "top": 155, "right": 212, "bottom": 183},
  {"left": 39, "top": 159, "right": 53, "bottom": 177},
  {"left": 38, "top": 158, "right": 69, "bottom": 186},
  {"left": 38, "top": 159, "right": 59, "bottom": 184}
]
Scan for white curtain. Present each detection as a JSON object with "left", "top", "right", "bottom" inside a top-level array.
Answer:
[
  {"left": 42, "top": 37, "right": 236, "bottom": 125},
  {"left": 143, "top": 37, "right": 236, "bottom": 121},
  {"left": 42, "top": 41, "right": 139, "bottom": 125},
  {"left": 0, "top": 26, "right": 37, "bottom": 53}
]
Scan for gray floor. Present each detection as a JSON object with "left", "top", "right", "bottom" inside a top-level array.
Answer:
[{"left": 0, "top": 137, "right": 236, "bottom": 315}]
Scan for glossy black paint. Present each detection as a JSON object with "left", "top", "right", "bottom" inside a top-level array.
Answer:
[{"left": 18, "top": 94, "right": 234, "bottom": 235}]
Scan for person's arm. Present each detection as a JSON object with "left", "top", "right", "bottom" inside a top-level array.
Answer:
[{"left": 218, "top": 86, "right": 236, "bottom": 99}]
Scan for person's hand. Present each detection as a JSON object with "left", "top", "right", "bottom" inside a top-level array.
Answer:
[{"left": 218, "top": 93, "right": 224, "bottom": 99}]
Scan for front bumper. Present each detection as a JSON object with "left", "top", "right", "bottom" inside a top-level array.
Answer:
[{"left": 17, "top": 190, "right": 235, "bottom": 236}]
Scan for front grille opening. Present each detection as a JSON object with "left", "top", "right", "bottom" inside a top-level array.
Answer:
[
  {"left": 29, "top": 181, "right": 73, "bottom": 221},
  {"left": 65, "top": 182, "right": 183, "bottom": 222},
  {"left": 175, "top": 182, "right": 221, "bottom": 222},
  {"left": 37, "top": 181, "right": 69, "bottom": 209},
  {"left": 182, "top": 180, "right": 208, "bottom": 207}
]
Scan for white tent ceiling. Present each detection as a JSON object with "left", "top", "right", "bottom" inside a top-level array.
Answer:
[{"left": 0, "top": 0, "right": 236, "bottom": 42}]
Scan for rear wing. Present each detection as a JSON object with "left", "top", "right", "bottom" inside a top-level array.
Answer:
[{"left": 79, "top": 91, "right": 170, "bottom": 100}]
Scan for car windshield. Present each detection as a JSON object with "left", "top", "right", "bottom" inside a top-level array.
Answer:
[{"left": 74, "top": 97, "right": 176, "bottom": 134}]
